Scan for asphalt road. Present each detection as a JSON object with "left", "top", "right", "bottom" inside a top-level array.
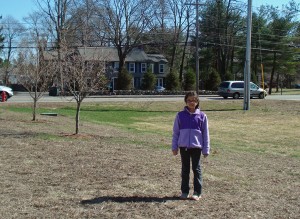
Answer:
[{"left": 3, "top": 92, "right": 300, "bottom": 103}]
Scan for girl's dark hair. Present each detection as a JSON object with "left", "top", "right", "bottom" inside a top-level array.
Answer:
[{"left": 184, "top": 91, "right": 200, "bottom": 109}]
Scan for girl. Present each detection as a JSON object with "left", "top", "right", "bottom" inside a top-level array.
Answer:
[{"left": 172, "top": 91, "right": 210, "bottom": 200}]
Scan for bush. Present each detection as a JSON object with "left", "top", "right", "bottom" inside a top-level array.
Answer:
[
  {"left": 206, "top": 68, "right": 221, "bottom": 91},
  {"left": 117, "top": 68, "right": 132, "bottom": 90},
  {"left": 101, "top": 89, "right": 217, "bottom": 95},
  {"left": 183, "top": 68, "right": 196, "bottom": 91},
  {"left": 165, "top": 72, "right": 179, "bottom": 91},
  {"left": 141, "top": 69, "right": 156, "bottom": 90}
]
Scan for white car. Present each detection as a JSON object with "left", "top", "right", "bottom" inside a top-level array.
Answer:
[{"left": 0, "top": 85, "right": 14, "bottom": 101}]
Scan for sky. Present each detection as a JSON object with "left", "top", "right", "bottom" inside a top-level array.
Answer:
[
  {"left": 1, "top": 0, "right": 38, "bottom": 21},
  {"left": 0, "top": 0, "right": 298, "bottom": 22}
]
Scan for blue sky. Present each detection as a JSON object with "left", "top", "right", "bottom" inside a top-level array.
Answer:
[
  {"left": 1, "top": 0, "right": 38, "bottom": 21},
  {"left": 0, "top": 0, "right": 297, "bottom": 22}
]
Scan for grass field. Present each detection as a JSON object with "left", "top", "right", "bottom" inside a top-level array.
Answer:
[{"left": 0, "top": 99, "right": 299, "bottom": 218}]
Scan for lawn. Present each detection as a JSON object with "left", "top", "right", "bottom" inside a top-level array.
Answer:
[
  {"left": 270, "top": 88, "right": 300, "bottom": 95},
  {"left": 0, "top": 99, "right": 299, "bottom": 218}
]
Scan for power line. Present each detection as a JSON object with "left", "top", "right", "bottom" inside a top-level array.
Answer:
[{"left": 1, "top": 39, "right": 299, "bottom": 54}]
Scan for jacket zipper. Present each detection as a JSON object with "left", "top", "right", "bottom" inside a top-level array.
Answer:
[{"left": 188, "top": 113, "right": 192, "bottom": 151}]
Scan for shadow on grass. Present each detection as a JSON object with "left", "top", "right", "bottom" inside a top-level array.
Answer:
[
  {"left": 1, "top": 131, "right": 38, "bottom": 138},
  {"left": 80, "top": 195, "right": 180, "bottom": 204},
  {"left": 203, "top": 109, "right": 242, "bottom": 111}
]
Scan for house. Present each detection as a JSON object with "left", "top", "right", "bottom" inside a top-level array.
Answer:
[{"left": 44, "top": 47, "right": 169, "bottom": 91}]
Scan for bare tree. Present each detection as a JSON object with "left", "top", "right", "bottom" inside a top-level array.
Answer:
[
  {"left": 146, "top": 0, "right": 171, "bottom": 54},
  {"left": 61, "top": 46, "right": 109, "bottom": 134},
  {"left": 148, "top": 0, "right": 194, "bottom": 86},
  {"left": 0, "top": 16, "right": 25, "bottom": 85},
  {"left": 95, "top": 0, "right": 153, "bottom": 89},
  {"left": 15, "top": 13, "right": 55, "bottom": 121},
  {"left": 0, "top": 16, "right": 4, "bottom": 62},
  {"left": 35, "top": 0, "right": 74, "bottom": 92},
  {"left": 65, "top": 0, "right": 107, "bottom": 47},
  {"left": 16, "top": 43, "right": 55, "bottom": 121},
  {"left": 36, "top": 0, "right": 108, "bottom": 134},
  {"left": 166, "top": 0, "right": 193, "bottom": 75}
]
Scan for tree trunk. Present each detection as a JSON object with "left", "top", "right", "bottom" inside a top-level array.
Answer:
[
  {"left": 169, "top": 42, "right": 177, "bottom": 74},
  {"left": 32, "top": 91, "right": 38, "bottom": 121},
  {"left": 75, "top": 101, "right": 81, "bottom": 134},
  {"left": 276, "top": 73, "right": 279, "bottom": 92},
  {"left": 32, "top": 73, "right": 40, "bottom": 121},
  {"left": 117, "top": 48, "right": 127, "bottom": 90},
  {"left": 268, "top": 51, "right": 277, "bottom": 95},
  {"left": 32, "top": 100, "right": 37, "bottom": 121},
  {"left": 179, "top": 17, "right": 190, "bottom": 85}
]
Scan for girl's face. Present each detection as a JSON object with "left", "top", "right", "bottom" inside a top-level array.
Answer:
[{"left": 186, "top": 96, "right": 198, "bottom": 111}]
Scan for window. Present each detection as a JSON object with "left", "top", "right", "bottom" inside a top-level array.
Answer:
[
  {"left": 141, "top": 63, "right": 147, "bottom": 73},
  {"left": 114, "top": 62, "right": 119, "bottom": 71},
  {"left": 231, "top": 82, "right": 244, "bottom": 88},
  {"left": 129, "top": 63, "right": 135, "bottom": 73},
  {"left": 159, "top": 64, "right": 164, "bottom": 74},
  {"left": 219, "top": 82, "right": 230, "bottom": 88},
  {"left": 250, "top": 83, "right": 258, "bottom": 90},
  {"left": 149, "top": 63, "right": 154, "bottom": 73}
]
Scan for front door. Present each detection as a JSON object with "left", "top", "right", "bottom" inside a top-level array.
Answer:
[{"left": 157, "top": 78, "right": 164, "bottom": 86}]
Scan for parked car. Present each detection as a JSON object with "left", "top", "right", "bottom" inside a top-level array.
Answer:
[
  {"left": 217, "top": 81, "right": 267, "bottom": 99},
  {"left": 49, "top": 85, "right": 60, "bottom": 96},
  {"left": 155, "top": 86, "right": 165, "bottom": 92},
  {"left": 0, "top": 85, "right": 14, "bottom": 101},
  {"left": 294, "top": 84, "right": 300, "bottom": 89}
]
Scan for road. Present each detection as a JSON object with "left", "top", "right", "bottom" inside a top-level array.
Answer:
[{"left": 3, "top": 92, "right": 300, "bottom": 103}]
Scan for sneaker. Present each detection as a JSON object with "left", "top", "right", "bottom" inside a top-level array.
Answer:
[
  {"left": 190, "top": 193, "right": 201, "bottom": 201},
  {"left": 179, "top": 193, "right": 189, "bottom": 199}
]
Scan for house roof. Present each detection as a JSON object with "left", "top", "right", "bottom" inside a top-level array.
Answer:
[
  {"left": 147, "top": 54, "right": 168, "bottom": 63},
  {"left": 43, "top": 47, "right": 168, "bottom": 63},
  {"left": 125, "top": 48, "right": 149, "bottom": 62},
  {"left": 77, "top": 47, "right": 118, "bottom": 61}
]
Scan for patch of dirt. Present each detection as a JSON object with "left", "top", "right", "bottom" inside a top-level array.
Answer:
[
  {"left": 0, "top": 109, "right": 299, "bottom": 218},
  {"left": 59, "top": 133, "right": 98, "bottom": 139}
]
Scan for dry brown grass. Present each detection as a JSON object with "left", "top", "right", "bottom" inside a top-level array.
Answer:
[{"left": 0, "top": 100, "right": 299, "bottom": 218}]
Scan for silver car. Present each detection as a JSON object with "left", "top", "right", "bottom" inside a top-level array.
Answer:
[{"left": 217, "top": 81, "right": 267, "bottom": 99}]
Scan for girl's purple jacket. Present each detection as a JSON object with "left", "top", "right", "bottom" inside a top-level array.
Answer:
[{"left": 172, "top": 106, "right": 210, "bottom": 155}]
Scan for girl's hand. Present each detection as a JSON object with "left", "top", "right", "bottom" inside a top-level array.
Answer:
[{"left": 172, "top": 149, "right": 178, "bottom": 156}]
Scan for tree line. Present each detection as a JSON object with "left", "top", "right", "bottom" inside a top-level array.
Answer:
[{"left": 0, "top": 0, "right": 300, "bottom": 94}]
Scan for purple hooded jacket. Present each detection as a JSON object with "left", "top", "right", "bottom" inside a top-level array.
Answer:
[{"left": 172, "top": 106, "right": 210, "bottom": 155}]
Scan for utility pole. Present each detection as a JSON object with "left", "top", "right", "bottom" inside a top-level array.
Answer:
[
  {"left": 186, "top": 0, "right": 204, "bottom": 95},
  {"left": 244, "top": 0, "right": 252, "bottom": 110}
]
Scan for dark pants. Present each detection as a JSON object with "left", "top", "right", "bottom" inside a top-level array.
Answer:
[{"left": 180, "top": 147, "right": 202, "bottom": 195}]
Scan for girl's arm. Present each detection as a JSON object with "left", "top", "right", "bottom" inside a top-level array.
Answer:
[{"left": 201, "top": 115, "right": 210, "bottom": 156}]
